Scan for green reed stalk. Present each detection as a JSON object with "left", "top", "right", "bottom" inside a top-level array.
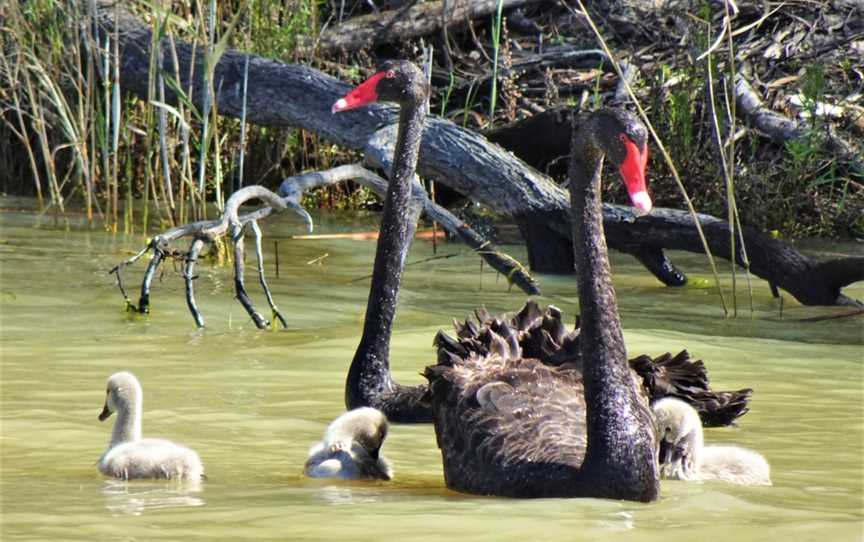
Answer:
[
  {"left": 165, "top": 32, "right": 194, "bottom": 224},
  {"left": 463, "top": 79, "right": 479, "bottom": 127},
  {"left": 111, "top": 3, "right": 122, "bottom": 230},
  {"left": 488, "top": 0, "right": 505, "bottom": 126},
  {"left": 237, "top": 54, "right": 250, "bottom": 190},
  {"left": 704, "top": 20, "right": 736, "bottom": 315},
  {"left": 99, "top": 32, "right": 112, "bottom": 226},
  {"left": 721, "top": 0, "right": 754, "bottom": 316},
  {"left": 440, "top": 71, "right": 456, "bottom": 118},
  {"left": 194, "top": 0, "right": 216, "bottom": 216},
  {"left": 157, "top": 62, "right": 176, "bottom": 224},
  {"left": 25, "top": 63, "right": 64, "bottom": 213},
  {"left": 71, "top": 3, "right": 95, "bottom": 222},
  {"left": 568, "top": 0, "right": 729, "bottom": 316}
]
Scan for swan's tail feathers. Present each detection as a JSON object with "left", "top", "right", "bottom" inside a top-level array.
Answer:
[
  {"left": 434, "top": 330, "right": 468, "bottom": 365},
  {"left": 690, "top": 388, "right": 753, "bottom": 427},
  {"left": 513, "top": 299, "right": 543, "bottom": 330},
  {"left": 630, "top": 350, "right": 753, "bottom": 427},
  {"left": 441, "top": 301, "right": 582, "bottom": 368}
]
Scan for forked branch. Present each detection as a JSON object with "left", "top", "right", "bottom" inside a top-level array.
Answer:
[
  {"left": 111, "top": 167, "right": 540, "bottom": 328},
  {"left": 109, "top": 185, "right": 311, "bottom": 328}
]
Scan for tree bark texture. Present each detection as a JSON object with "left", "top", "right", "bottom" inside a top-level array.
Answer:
[
  {"left": 95, "top": 2, "right": 863, "bottom": 307},
  {"left": 302, "top": 0, "right": 545, "bottom": 54}
]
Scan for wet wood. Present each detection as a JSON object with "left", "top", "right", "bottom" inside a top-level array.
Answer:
[
  {"left": 303, "top": 0, "right": 545, "bottom": 54},
  {"left": 95, "top": 1, "right": 863, "bottom": 307}
]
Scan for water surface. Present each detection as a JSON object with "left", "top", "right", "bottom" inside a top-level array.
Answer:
[{"left": 1, "top": 202, "right": 862, "bottom": 541}]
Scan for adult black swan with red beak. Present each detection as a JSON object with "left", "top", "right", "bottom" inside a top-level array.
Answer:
[{"left": 331, "top": 62, "right": 751, "bottom": 472}]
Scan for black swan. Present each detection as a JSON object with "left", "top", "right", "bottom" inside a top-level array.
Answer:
[
  {"left": 331, "top": 62, "right": 751, "bottom": 430},
  {"left": 424, "top": 109, "right": 669, "bottom": 500},
  {"left": 653, "top": 397, "right": 771, "bottom": 485},
  {"left": 304, "top": 407, "right": 393, "bottom": 480},
  {"left": 332, "top": 60, "right": 434, "bottom": 423}
]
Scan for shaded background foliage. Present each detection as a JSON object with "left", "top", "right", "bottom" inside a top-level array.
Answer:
[{"left": 1, "top": 0, "right": 862, "bottom": 238}]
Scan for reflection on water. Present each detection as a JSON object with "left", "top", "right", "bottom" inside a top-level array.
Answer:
[
  {"left": 1, "top": 203, "right": 862, "bottom": 541},
  {"left": 102, "top": 480, "right": 205, "bottom": 516},
  {"left": 313, "top": 484, "right": 387, "bottom": 506},
  {"left": 599, "top": 511, "right": 635, "bottom": 531}
]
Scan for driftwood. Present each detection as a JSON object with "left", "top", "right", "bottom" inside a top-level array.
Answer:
[
  {"left": 111, "top": 166, "right": 540, "bottom": 328},
  {"left": 602, "top": 207, "right": 864, "bottom": 307},
  {"left": 278, "top": 164, "right": 540, "bottom": 295},
  {"left": 110, "top": 186, "right": 310, "bottom": 327},
  {"left": 735, "top": 76, "right": 864, "bottom": 174},
  {"left": 486, "top": 109, "right": 864, "bottom": 305},
  {"left": 96, "top": 2, "right": 862, "bottom": 308},
  {"left": 302, "top": 0, "right": 544, "bottom": 55}
]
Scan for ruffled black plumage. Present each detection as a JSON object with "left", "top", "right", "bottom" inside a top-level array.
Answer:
[{"left": 432, "top": 300, "right": 751, "bottom": 427}]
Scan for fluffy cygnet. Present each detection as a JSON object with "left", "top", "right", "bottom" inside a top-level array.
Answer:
[
  {"left": 97, "top": 372, "right": 204, "bottom": 481},
  {"left": 304, "top": 407, "right": 392, "bottom": 480},
  {"left": 653, "top": 397, "right": 771, "bottom": 486}
]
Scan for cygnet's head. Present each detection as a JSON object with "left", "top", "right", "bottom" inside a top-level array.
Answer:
[
  {"left": 99, "top": 371, "right": 143, "bottom": 421},
  {"left": 305, "top": 407, "right": 392, "bottom": 480},
  {"left": 652, "top": 397, "right": 704, "bottom": 479},
  {"left": 324, "top": 407, "right": 389, "bottom": 458}
]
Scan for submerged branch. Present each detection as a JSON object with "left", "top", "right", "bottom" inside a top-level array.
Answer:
[
  {"left": 110, "top": 185, "right": 310, "bottom": 328},
  {"left": 98, "top": 1, "right": 861, "bottom": 308},
  {"left": 279, "top": 164, "right": 541, "bottom": 295}
]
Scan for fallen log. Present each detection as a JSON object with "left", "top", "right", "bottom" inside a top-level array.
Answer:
[
  {"left": 95, "top": 2, "right": 863, "bottom": 307},
  {"left": 301, "top": 0, "right": 545, "bottom": 55},
  {"left": 602, "top": 207, "right": 864, "bottom": 307}
]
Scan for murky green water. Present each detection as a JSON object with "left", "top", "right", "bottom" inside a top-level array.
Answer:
[{"left": 1, "top": 200, "right": 862, "bottom": 541}]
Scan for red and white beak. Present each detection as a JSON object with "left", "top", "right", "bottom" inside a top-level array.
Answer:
[
  {"left": 618, "top": 137, "right": 652, "bottom": 215},
  {"left": 331, "top": 72, "right": 387, "bottom": 113}
]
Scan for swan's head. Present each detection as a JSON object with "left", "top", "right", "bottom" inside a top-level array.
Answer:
[
  {"left": 323, "top": 407, "right": 389, "bottom": 460},
  {"left": 589, "top": 109, "right": 652, "bottom": 215},
  {"left": 99, "top": 371, "right": 143, "bottom": 421},
  {"left": 332, "top": 60, "right": 429, "bottom": 113},
  {"left": 652, "top": 397, "right": 703, "bottom": 479}
]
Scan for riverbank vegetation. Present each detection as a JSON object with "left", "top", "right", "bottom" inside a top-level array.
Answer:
[{"left": 1, "top": 0, "right": 862, "bottom": 239}]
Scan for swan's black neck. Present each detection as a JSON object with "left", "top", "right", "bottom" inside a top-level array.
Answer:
[
  {"left": 569, "top": 116, "right": 658, "bottom": 501},
  {"left": 346, "top": 100, "right": 432, "bottom": 423}
]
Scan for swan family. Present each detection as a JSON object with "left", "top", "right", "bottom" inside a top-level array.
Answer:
[{"left": 95, "top": 61, "right": 768, "bottom": 498}]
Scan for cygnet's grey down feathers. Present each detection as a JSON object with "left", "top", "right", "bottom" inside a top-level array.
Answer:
[
  {"left": 97, "top": 371, "right": 204, "bottom": 481},
  {"left": 652, "top": 397, "right": 770, "bottom": 486},
  {"left": 304, "top": 407, "right": 393, "bottom": 480}
]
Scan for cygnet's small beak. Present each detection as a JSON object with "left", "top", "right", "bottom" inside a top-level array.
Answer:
[
  {"left": 98, "top": 403, "right": 113, "bottom": 421},
  {"left": 660, "top": 439, "right": 677, "bottom": 466}
]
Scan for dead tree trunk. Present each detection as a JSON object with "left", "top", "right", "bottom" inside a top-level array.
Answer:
[
  {"left": 301, "top": 0, "right": 546, "bottom": 55},
  {"left": 95, "top": 2, "right": 863, "bottom": 307}
]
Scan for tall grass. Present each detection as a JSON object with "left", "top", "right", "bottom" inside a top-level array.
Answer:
[
  {"left": 0, "top": 0, "right": 331, "bottom": 233},
  {"left": 487, "top": 0, "right": 505, "bottom": 126}
]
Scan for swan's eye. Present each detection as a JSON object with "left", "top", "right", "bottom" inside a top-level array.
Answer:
[
  {"left": 385, "top": 70, "right": 396, "bottom": 79},
  {"left": 618, "top": 133, "right": 629, "bottom": 144}
]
